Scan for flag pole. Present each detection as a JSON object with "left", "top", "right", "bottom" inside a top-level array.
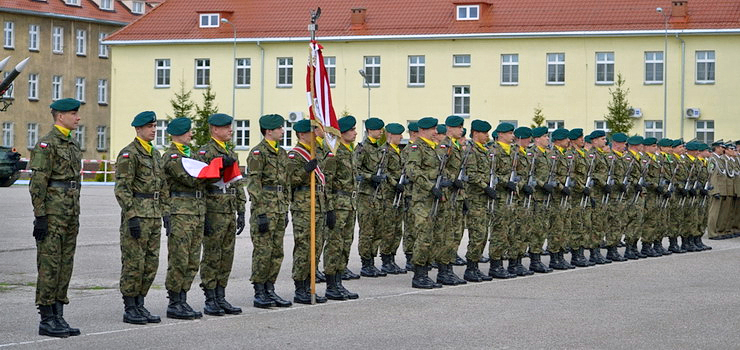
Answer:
[{"left": 307, "top": 8, "right": 321, "bottom": 305}]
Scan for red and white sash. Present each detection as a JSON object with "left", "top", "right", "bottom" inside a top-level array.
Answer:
[{"left": 291, "top": 146, "right": 326, "bottom": 185}]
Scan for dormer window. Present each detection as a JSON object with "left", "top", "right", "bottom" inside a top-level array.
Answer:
[
  {"left": 100, "top": 0, "right": 113, "bottom": 10},
  {"left": 65, "top": 0, "right": 81, "bottom": 6},
  {"left": 456, "top": 5, "right": 479, "bottom": 20},
  {"left": 132, "top": 1, "right": 145, "bottom": 14},
  {"left": 199, "top": 13, "right": 220, "bottom": 28}
]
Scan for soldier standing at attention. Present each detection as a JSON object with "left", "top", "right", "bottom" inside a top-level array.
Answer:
[
  {"left": 402, "top": 122, "right": 419, "bottom": 271},
  {"left": 588, "top": 130, "right": 618, "bottom": 263},
  {"left": 323, "top": 116, "right": 360, "bottom": 300},
  {"left": 114, "top": 111, "right": 167, "bottom": 325},
  {"left": 707, "top": 141, "right": 728, "bottom": 239},
  {"left": 526, "top": 127, "right": 555, "bottom": 272},
  {"left": 507, "top": 127, "right": 535, "bottom": 276},
  {"left": 30, "top": 98, "right": 83, "bottom": 338},
  {"left": 486, "top": 123, "right": 518, "bottom": 278},
  {"left": 286, "top": 119, "right": 328, "bottom": 304},
  {"left": 246, "top": 114, "right": 291, "bottom": 308},
  {"left": 313, "top": 125, "right": 330, "bottom": 283},
  {"left": 379, "top": 123, "right": 407, "bottom": 275},
  {"left": 546, "top": 128, "right": 575, "bottom": 270}
]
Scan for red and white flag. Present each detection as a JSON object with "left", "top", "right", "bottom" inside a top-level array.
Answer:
[
  {"left": 182, "top": 157, "right": 222, "bottom": 179},
  {"left": 306, "top": 40, "right": 340, "bottom": 152}
]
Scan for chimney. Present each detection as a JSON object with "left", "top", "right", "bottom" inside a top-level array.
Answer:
[
  {"left": 671, "top": 1, "right": 687, "bottom": 18},
  {"left": 351, "top": 8, "right": 366, "bottom": 28}
]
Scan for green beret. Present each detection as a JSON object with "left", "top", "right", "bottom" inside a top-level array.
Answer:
[
  {"left": 514, "top": 127, "right": 532, "bottom": 139},
  {"left": 50, "top": 98, "right": 81, "bottom": 112},
  {"left": 491, "top": 131, "right": 498, "bottom": 139},
  {"left": 407, "top": 122, "right": 419, "bottom": 132},
  {"left": 611, "top": 132, "right": 628, "bottom": 143},
  {"left": 567, "top": 128, "right": 583, "bottom": 140},
  {"left": 532, "top": 127, "right": 548, "bottom": 138},
  {"left": 495, "top": 122, "right": 515, "bottom": 133},
  {"left": 417, "top": 117, "right": 438, "bottom": 130},
  {"left": 445, "top": 115, "right": 464, "bottom": 127},
  {"left": 701, "top": 143, "right": 710, "bottom": 151},
  {"left": 385, "top": 123, "right": 404, "bottom": 135},
  {"left": 131, "top": 111, "right": 157, "bottom": 127},
  {"left": 258, "top": 114, "right": 283, "bottom": 130},
  {"left": 736, "top": 140, "right": 740, "bottom": 145},
  {"left": 293, "top": 119, "right": 311, "bottom": 133},
  {"left": 166, "top": 117, "right": 191, "bottom": 135},
  {"left": 462, "top": 128, "right": 467, "bottom": 137},
  {"left": 590, "top": 130, "right": 606, "bottom": 139},
  {"left": 551, "top": 128, "right": 569, "bottom": 141},
  {"left": 657, "top": 138, "right": 673, "bottom": 147},
  {"left": 365, "top": 117, "right": 384, "bottom": 130},
  {"left": 685, "top": 142, "right": 698, "bottom": 151},
  {"left": 210, "top": 113, "right": 234, "bottom": 126},
  {"left": 671, "top": 139, "right": 684, "bottom": 147},
  {"left": 436, "top": 125, "right": 447, "bottom": 134},
  {"left": 642, "top": 137, "right": 657, "bottom": 146},
  {"left": 711, "top": 140, "right": 724, "bottom": 147},
  {"left": 627, "top": 136, "right": 644, "bottom": 145},
  {"left": 471, "top": 120, "right": 491, "bottom": 133},
  {"left": 338, "top": 115, "right": 356, "bottom": 133},
  {"left": 584, "top": 135, "right": 593, "bottom": 143}
]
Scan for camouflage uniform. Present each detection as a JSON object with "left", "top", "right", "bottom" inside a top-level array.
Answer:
[
  {"left": 323, "top": 142, "right": 357, "bottom": 275},
  {"left": 379, "top": 143, "right": 404, "bottom": 259},
  {"left": 355, "top": 138, "right": 387, "bottom": 266},
  {"left": 642, "top": 152, "right": 664, "bottom": 249},
  {"left": 488, "top": 141, "right": 515, "bottom": 261},
  {"left": 526, "top": 146, "right": 552, "bottom": 255},
  {"left": 401, "top": 142, "right": 416, "bottom": 262},
  {"left": 605, "top": 150, "right": 628, "bottom": 248},
  {"left": 465, "top": 142, "right": 493, "bottom": 262},
  {"left": 406, "top": 138, "right": 442, "bottom": 266},
  {"left": 29, "top": 126, "right": 82, "bottom": 306},
  {"left": 546, "top": 146, "right": 573, "bottom": 256},
  {"left": 618, "top": 150, "right": 645, "bottom": 251},
  {"left": 439, "top": 137, "right": 466, "bottom": 265}
]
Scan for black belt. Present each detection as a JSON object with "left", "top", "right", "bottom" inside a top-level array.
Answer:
[
  {"left": 49, "top": 180, "right": 79, "bottom": 189},
  {"left": 333, "top": 189, "right": 357, "bottom": 198},
  {"left": 171, "top": 191, "right": 203, "bottom": 198},
  {"left": 263, "top": 185, "right": 285, "bottom": 192},
  {"left": 207, "top": 188, "right": 237, "bottom": 195},
  {"left": 294, "top": 185, "right": 325, "bottom": 192},
  {"left": 134, "top": 192, "right": 160, "bottom": 199}
]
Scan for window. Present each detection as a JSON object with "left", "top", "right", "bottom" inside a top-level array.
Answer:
[
  {"left": 51, "top": 75, "right": 62, "bottom": 101},
  {"left": 65, "top": 0, "right": 81, "bottom": 5},
  {"left": 98, "top": 32, "right": 108, "bottom": 57},
  {"left": 28, "top": 24, "right": 39, "bottom": 51},
  {"left": 324, "top": 56, "right": 336, "bottom": 86},
  {"left": 456, "top": 5, "right": 479, "bottom": 20},
  {"left": 280, "top": 121, "right": 292, "bottom": 147},
  {"left": 547, "top": 120, "right": 565, "bottom": 132},
  {"left": 52, "top": 26, "right": 63, "bottom": 53},
  {"left": 594, "top": 120, "right": 610, "bottom": 133},
  {"left": 2, "top": 72, "right": 13, "bottom": 99},
  {"left": 155, "top": 59, "right": 170, "bottom": 87},
  {"left": 235, "top": 58, "right": 250, "bottom": 87},
  {"left": 363, "top": 56, "right": 380, "bottom": 86},
  {"left": 277, "top": 57, "right": 293, "bottom": 87},
  {"left": 696, "top": 50, "right": 715, "bottom": 84},
  {"left": 695, "top": 120, "right": 714, "bottom": 144},
  {"left": 100, "top": 0, "right": 112, "bottom": 10},
  {"left": 644, "top": 120, "right": 663, "bottom": 139},
  {"left": 547, "top": 53, "right": 565, "bottom": 84},
  {"left": 27, "top": 123, "right": 38, "bottom": 149},
  {"left": 499, "top": 120, "right": 518, "bottom": 128},
  {"left": 199, "top": 14, "right": 220, "bottom": 28},
  {"left": 74, "top": 125, "right": 85, "bottom": 150},
  {"left": 234, "top": 120, "right": 249, "bottom": 148},
  {"left": 453, "top": 54, "right": 471, "bottom": 67},
  {"left": 595, "top": 52, "right": 614, "bottom": 84},
  {"left": 75, "top": 29, "right": 86, "bottom": 56},
  {"left": 75, "top": 77, "right": 85, "bottom": 102},
  {"left": 194, "top": 59, "right": 210, "bottom": 87},
  {"left": 501, "top": 54, "right": 519, "bottom": 85},
  {"left": 28, "top": 73, "right": 38, "bottom": 100},
  {"left": 96, "top": 125, "right": 107, "bottom": 151},
  {"left": 644, "top": 51, "right": 663, "bottom": 84},
  {"left": 97, "top": 79, "right": 107, "bottom": 104},
  {"left": 155, "top": 120, "right": 168, "bottom": 147},
  {"left": 132, "top": 1, "right": 145, "bottom": 14},
  {"left": 408, "top": 55, "right": 425, "bottom": 86},
  {"left": 4, "top": 21, "right": 14, "bottom": 49},
  {"left": 452, "top": 85, "right": 470, "bottom": 117},
  {"left": 2, "top": 122, "right": 12, "bottom": 147}
]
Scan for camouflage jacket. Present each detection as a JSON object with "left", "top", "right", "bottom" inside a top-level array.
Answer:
[
  {"left": 355, "top": 137, "right": 386, "bottom": 197},
  {"left": 198, "top": 139, "right": 247, "bottom": 214},
  {"left": 246, "top": 139, "right": 289, "bottom": 216},
  {"left": 530, "top": 145, "right": 552, "bottom": 201},
  {"left": 114, "top": 138, "right": 167, "bottom": 220},
  {"left": 324, "top": 142, "right": 358, "bottom": 211},
  {"left": 406, "top": 138, "right": 440, "bottom": 203},
  {"left": 287, "top": 142, "right": 327, "bottom": 212},
  {"left": 161, "top": 143, "right": 207, "bottom": 216},
  {"left": 29, "top": 127, "right": 82, "bottom": 217},
  {"left": 466, "top": 142, "right": 493, "bottom": 204},
  {"left": 381, "top": 143, "right": 403, "bottom": 198},
  {"left": 491, "top": 141, "right": 520, "bottom": 195},
  {"left": 441, "top": 137, "right": 467, "bottom": 202}
]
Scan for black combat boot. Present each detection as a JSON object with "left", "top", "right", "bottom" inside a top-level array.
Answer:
[
  {"left": 507, "top": 259, "right": 520, "bottom": 276},
  {"left": 203, "top": 289, "right": 225, "bottom": 316},
  {"left": 681, "top": 236, "right": 698, "bottom": 252},
  {"left": 571, "top": 248, "right": 590, "bottom": 267},
  {"left": 123, "top": 296, "right": 148, "bottom": 325},
  {"left": 633, "top": 243, "right": 647, "bottom": 258},
  {"left": 341, "top": 267, "right": 360, "bottom": 280},
  {"left": 390, "top": 255, "right": 407, "bottom": 274},
  {"left": 425, "top": 265, "right": 443, "bottom": 288},
  {"left": 324, "top": 274, "right": 347, "bottom": 301},
  {"left": 489, "top": 259, "right": 516, "bottom": 278},
  {"left": 436, "top": 263, "right": 458, "bottom": 285},
  {"left": 136, "top": 295, "right": 161, "bottom": 323},
  {"left": 52, "top": 301, "right": 81, "bottom": 335},
  {"left": 515, "top": 258, "right": 535, "bottom": 275},
  {"left": 412, "top": 264, "right": 435, "bottom": 289},
  {"left": 529, "top": 253, "right": 553, "bottom": 273},
  {"left": 380, "top": 254, "right": 398, "bottom": 275},
  {"left": 293, "top": 279, "right": 311, "bottom": 305},
  {"left": 253, "top": 283, "right": 276, "bottom": 309},
  {"left": 264, "top": 282, "right": 292, "bottom": 307},
  {"left": 167, "top": 290, "right": 196, "bottom": 319},
  {"left": 453, "top": 254, "right": 467, "bottom": 266},
  {"left": 360, "top": 258, "right": 376, "bottom": 277},
  {"left": 623, "top": 244, "right": 638, "bottom": 259},
  {"left": 448, "top": 263, "right": 467, "bottom": 284},
  {"left": 695, "top": 236, "right": 712, "bottom": 250},
  {"left": 405, "top": 253, "right": 413, "bottom": 271},
  {"left": 590, "top": 248, "right": 611, "bottom": 264},
  {"left": 315, "top": 269, "right": 326, "bottom": 283},
  {"left": 336, "top": 277, "right": 359, "bottom": 299},
  {"left": 642, "top": 241, "right": 660, "bottom": 257},
  {"left": 464, "top": 260, "right": 483, "bottom": 282},
  {"left": 302, "top": 279, "right": 327, "bottom": 303},
  {"left": 562, "top": 252, "right": 576, "bottom": 269},
  {"left": 549, "top": 252, "right": 569, "bottom": 270},
  {"left": 38, "top": 304, "right": 69, "bottom": 338},
  {"left": 606, "top": 246, "right": 627, "bottom": 262},
  {"left": 215, "top": 286, "right": 242, "bottom": 314},
  {"left": 180, "top": 291, "right": 202, "bottom": 318},
  {"left": 653, "top": 240, "right": 670, "bottom": 255}
]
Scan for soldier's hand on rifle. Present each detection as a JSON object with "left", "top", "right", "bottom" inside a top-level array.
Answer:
[
  {"left": 128, "top": 217, "right": 141, "bottom": 239},
  {"left": 602, "top": 184, "right": 612, "bottom": 194},
  {"left": 582, "top": 187, "right": 590, "bottom": 196},
  {"left": 505, "top": 181, "right": 517, "bottom": 192},
  {"left": 395, "top": 182, "right": 405, "bottom": 192},
  {"left": 431, "top": 187, "right": 443, "bottom": 199},
  {"left": 325, "top": 210, "right": 336, "bottom": 230},
  {"left": 236, "top": 212, "right": 245, "bottom": 235},
  {"left": 453, "top": 179, "right": 465, "bottom": 189},
  {"left": 439, "top": 179, "right": 453, "bottom": 188},
  {"left": 677, "top": 187, "right": 687, "bottom": 196},
  {"left": 655, "top": 185, "right": 665, "bottom": 194},
  {"left": 354, "top": 175, "right": 364, "bottom": 183},
  {"left": 257, "top": 214, "right": 269, "bottom": 233},
  {"left": 32, "top": 216, "right": 48, "bottom": 241},
  {"left": 662, "top": 191, "right": 672, "bottom": 199},
  {"left": 542, "top": 183, "right": 555, "bottom": 194},
  {"left": 162, "top": 215, "right": 171, "bottom": 236},
  {"left": 484, "top": 186, "right": 497, "bottom": 199},
  {"left": 304, "top": 159, "right": 318, "bottom": 173},
  {"left": 371, "top": 174, "right": 386, "bottom": 186},
  {"left": 522, "top": 185, "right": 534, "bottom": 195},
  {"left": 700, "top": 188, "right": 708, "bottom": 196},
  {"left": 462, "top": 199, "right": 470, "bottom": 215},
  {"left": 633, "top": 183, "right": 642, "bottom": 193},
  {"left": 688, "top": 188, "right": 697, "bottom": 196},
  {"left": 617, "top": 183, "right": 627, "bottom": 193},
  {"left": 561, "top": 187, "right": 571, "bottom": 196}
]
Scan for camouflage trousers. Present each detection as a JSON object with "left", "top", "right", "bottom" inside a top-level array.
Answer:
[
  {"left": 165, "top": 214, "right": 203, "bottom": 292},
  {"left": 323, "top": 209, "right": 355, "bottom": 275},
  {"left": 120, "top": 216, "right": 161, "bottom": 297},
  {"left": 567, "top": 194, "right": 591, "bottom": 250},
  {"left": 666, "top": 198, "right": 683, "bottom": 239},
  {"left": 589, "top": 195, "right": 607, "bottom": 248},
  {"left": 642, "top": 195, "right": 664, "bottom": 243},
  {"left": 524, "top": 200, "right": 548, "bottom": 254},
  {"left": 696, "top": 202, "right": 709, "bottom": 238},
  {"left": 201, "top": 212, "right": 236, "bottom": 289},
  {"left": 401, "top": 196, "right": 416, "bottom": 256},
  {"left": 680, "top": 200, "right": 700, "bottom": 238},
  {"left": 432, "top": 200, "right": 451, "bottom": 264},
  {"left": 291, "top": 208, "right": 325, "bottom": 281},
  {"left": 465, "top": 198, "right": 489, "bottom": 262},
  {"left": 250, "top": 211, "right": 285, "bottom": 284},
  {"left": 357, "top": 194, "right": 384, "bottom": 259},
  {"left": 509, "top": 199, "right": 530, "bottom": 258},
  {"left": 621, "top": 195, "right": 645, "bottom": 246},
  {"left": 441, "top": 200, "right": 465, "bottom": 263},
  {"left": 380, "top": 204, "right": 404, "bottom": 257},
  {"left": 410, "top": 199, "right": 442, "bottom": 266},
  {"left": 36, "top": 214, "right": 79, "bottom": 305},
  {"left": 545, "top": 193, "right": 571, "bottom": 254},
  {"left": 604, "top": 197, "right": 625, "bottom": 246},
  {"left": 488, "top": 198, "right": 513, "bottom": 260}
]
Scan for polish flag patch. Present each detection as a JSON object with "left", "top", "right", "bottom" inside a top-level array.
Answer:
[
  {"left": 122, "top": 153, "right": 129, "bottom": 158},
  {"left": 527, "top": 152, "right": 533, "bottom": 157},
  {"left": 288, "top": 153, "right": 295, "bottom": 159},
  {"left": 411, "top": 145, "right": 418, "bottom": 149},
  {"left": 198, "top": 150, "right": 207, "bottom": 155},
  {"left": 39, "top": 142, "right": 48, "bottom": 148},
  {"left": 608, "top": 155, "right": 613, "bottom": 160},
  {"left": 327, "top": 152, "right": 335, "bottom": 157},
  {"left": 170, "top": 154, "right": 178, "bottom": 159},
  {"left": 440, "top": 144, "right": 447, "bottom": 149},
  {"left": 589, "top": 153, "right": 595, "bottom": 158},
  {"left": 626, "top": 157, "right": 632, "bottom": 161},
  {"left": 567, "top": 155, "right": 573, "bottom": 159},
  {"left": 253, "top": 150, "right": 261, "bottom": 155}
]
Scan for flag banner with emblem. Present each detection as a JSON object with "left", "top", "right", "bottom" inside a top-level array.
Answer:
[
  {"left": 181, "top": 157, "right": 223, "bottom": 179},
  {"left": 306, "top": 40, "right": 340, "bottom": 152},
  {"left": 213, "top": 160, "right": 243, "bottom": 189}
]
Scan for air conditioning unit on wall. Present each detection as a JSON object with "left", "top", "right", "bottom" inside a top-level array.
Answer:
[
  {"left": 288, "top": 111, "right": 304, "bottom": 122},
  {"left": 685, "top": 108, "right": 701, "bottom": 119},
  {"left": 629, "top": 108, "right": 643, "bottom": 118}
]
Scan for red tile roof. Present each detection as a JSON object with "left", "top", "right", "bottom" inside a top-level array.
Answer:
[
  {"left": 2, "top": 0, "right": 150, "bottom": 25},
  {"left": 106, "top": 0, "right": 740, "bottom": 42}
]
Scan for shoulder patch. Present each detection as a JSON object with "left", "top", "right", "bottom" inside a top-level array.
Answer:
[
  {"left": 626, "top": 157, "right": 632, "bottom": 161},
  {"left": 527, "top": 152, "right": 533, "bottom": 157},
  {"left": 170, "top": 154, "right": 178, "bottom": 159},
  {"left": 253, "top": 150, "right": 261, "bottom": 155},
  {"left": 608, "top": 155, "right": 613, "bottom": 159},
  {"left": 440, "top": 144, "right": 447, "bottom": 149},
  {"left": 122, "top": 152, "right": 130, "bottom": 158},
  {"left": 567, "top": 155, "right": 573, "bottom": 159},
  {"left": 411, "top": 145, "right": 418, "bottom": 149},
  {"left": 288, "top": 153, "right": 295, "bottom": 159},
  {"left": 327, "top": 152, "right": 335, "bottom": 157},
  {"left": 39, "top": 142, "right": 48, "bottom": 148},
  {"left": 198, "top": 150, "right": 207, "bottom": 155},
  {"left": 551, "top": 155, "right": 557, "bottom": 159},
  {"left": 589, "top": 153, "right": 595, "bottom": 158},
  {"left": 642, "top": 159, "right": 648, "bottom": 163}
]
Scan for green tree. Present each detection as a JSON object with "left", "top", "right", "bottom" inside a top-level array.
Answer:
[
  {"left": 168, "top": 80, "right": 195, "bottom": 119},
  {"left": 193, "top": 85, "right": 219, "bottom": 147},
  {"left": 530, "top": 105, "right": 545, "bottom": 128},
  {"left": 604, "top": 73, "right": 634, "bottom": 133}
]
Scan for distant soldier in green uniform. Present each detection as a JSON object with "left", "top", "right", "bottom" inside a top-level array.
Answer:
[
  {"left": 402, "top": 122, "right": 419, "bottom": 271},
  {"left": 507, "top": 127, "right": 536, "bottom": 275},
  {"left": 30, "top": 98, "right": 83, "bottom": 338},
  {"left": 620, "top": 136, "right": 651, "bottom": 257},
  {"left": 379, "top": 123, "right": 407, "bottom": 275},
  {"left": 114, "top": 111, "right": 167, "bottom": 325},
  {"left": 707, "top": 141, "right": 729, "bottom": 239},
  {"left": 526, "top": 127, "right": 555, "bottom": 272},
  {"left": 658, "top": 138, "right": 687, "bottom": 254},
  {"left": 640, "top": 137, "right": 672, "bottom": 256},
  {"left": 546, "top": 128, "right": 576, "bottom": 270},
  {"left": 588, "top": 130, "right": 619, "bottom": 262},
  {"left": 246, "top": 114, "right": 291, "bottom": 308}
]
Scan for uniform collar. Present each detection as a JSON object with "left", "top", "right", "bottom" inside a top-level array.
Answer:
[
  {"left": 419, "top": 137, "right": 436, "bottom": 149},
  {"left": 497, "top": 141, "right": 512, "bottom": 155},
  {"left": 389, "top": 143, "right": 400, "bottom": 154},
  {"left": 212, "top": 137, "right": 229, "bottom": 151},
  {"left": 475, "top": 141, "right": 488, "bottom": 152},
  {"left": 173, "top": 142, "right": 190, "bottom": 157},
  {"left": 54, "top": 124, "right": 72, "bottom": 138},
  {"left": 265, "top": 139, "right": 279, "bottom": 152},
  {"left": 136, "top": 136, "right": 153, "bottom": 155},
  {"left": 298, "top": 141, "right": 312, "bottom": 152},
  {"left": 537, "top": 145, "right": 547, "bottom": 153},
  {"left": 555, "top": 144, "right": 565, "bottom": 154},
  {"left": 341, "top": 142, "right": 354, "bottom": 152}
]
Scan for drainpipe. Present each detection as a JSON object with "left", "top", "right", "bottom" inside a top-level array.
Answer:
[
  {"left": 675, "top": 34, "right": 686, "bottom": 140},
  {"left": 256, "top": 41, "right": 265, "bottom": 116}
]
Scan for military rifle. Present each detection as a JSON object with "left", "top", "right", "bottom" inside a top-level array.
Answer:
[
  {"left": 602, "top": 154, "right": 616, "bottom": 205},
  {"left": 580, "top": 153, "right": 596, "bottom": 208},
  {"left": 543, "top": 153, "right": 559, "bottom": 208},
  {"left": 431, "top": 140, "right": 453, "bottom": 216},
  {"left": 678, "top": 161, "right": 696, "bottom": 207},
  {"left": 631, "top": 158, "right": 649, "bottom": 204},
  {"left": 450, "top": 140, "right": 473, "bottom": 205},
  {"left": 372, "top": 144, "right": 389, "bottom": 200},
  {"left": 486, "top": 151, "right": 498, "bottom": 217},
  {"left": 660, "top": 161, "right": 680, "bottom": 209},
  {"left": 559, "top": 154, "right": 574, "bottom": 208},
  {"left": 617, "top": 156, "right": 636, "bottom": 202},
  {"left": 506, "top": 147, "right": 521, "bottom": 207},
  {"left": 523, "top": 151, "right": 538, "bottom": 209},
  {"left": 392, "top": 167, "right": 407, "bottom": 209}
]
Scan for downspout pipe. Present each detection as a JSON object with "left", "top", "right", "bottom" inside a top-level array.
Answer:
[
  {"left": 676, "top": 34, "right": 686, "bottom": 140},
  {"left": 256, "top": 41, "right": 265, "bottom": 117}
]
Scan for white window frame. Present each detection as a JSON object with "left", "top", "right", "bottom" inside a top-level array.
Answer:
[
  {"left": 52, "top": 26, "right": 64, "bottom": 53},
  {"left": 547, "top": 53, "right": 565, "bottom": 85},
  {"left": 644, "top": 51, "right": 664, "bottom": 84},
  {"left": 280, "top": 121, "right": 293, "bottom": 148},
  {"left": 2, "top": 72, "right": 14, "bottom": 99},
  {"left": 2, "top": 122, "right": 12, "bottom": 147},
  {"left": 644, "top": 120, "right": 663, "bottom": 139},
  {"left": 75, "top": 77, "right": 85, "bottom": 102},
  {"left": 65, "top": 0, "right": 81, "bottom": 5},
  {"left": 100, "top": 0, "right": 113, "bottom": 10},
  {"left": 28, "top": 73, "right": 38, "bottom": 100},
  {"left": 452, "top": 85, "right": 470, "bottom": 117},
  {"left": 324, "top": 56, "right": 336, "bottom": 87},
  {"left": 155, "top": 120, "right": 169, "bottom": 147},
  {"left": 27, "top": 123, "right": 38, "bottom": 149},
  {"left": 75, "top": 29, "right": 86, "bottom": 56},
  {"left": 97, "top": 79, "right": 108, "bottom": 105},
  {"left": 4, "top": 21, "right": 14, "bottom": 49},
  {"left": 74, "top": 125, "right": 85, "bottom": 150},
  {"left": 594, "top": 120, "right": 610, "bottom": 133},
  {"left": 155, "top": 59, "right": 171, "bottom": 88},
  {"left": 363, "top": 56, "right": 380, "bottom": 87},
  {"left": 695, "top": 120, "right": 714, "bottom": 144},
  {"left": 696, "top": 50, "right": 715, "bottom": 84},
  {"left": 456, "top": 5, "right": 479, "bottom": 20},
  {"left": 96, "top": 125, "right": 107, "bottom": 151},
  {"left": 98, "top": 32, "right": 108, "bottom": 57},
  {"left": 233, "top": 120, "right": 250, "bottom": 148},
  {"left": 501, "top": 54, "right": 519, "bottom": 85},
  {"left": 408, "top": 55, "right": 425, "bottom": 87},
  {"left": 199, "top": 14, "right": 220, "bottom": 28},
  {"left": 132, "top": 1, "right": 145, "bottom": 14},
  {"left": 235, "top": 58, "right": 251, "bottom": 88},
  {"left": 595, "top": 52, "right": 614, "bottom": 84},
  {"left": 277, "top": 57, "right": 293, "bottom": 88},
  {"left": 194, "top": 58, "right": 210, "bottom": 88},
  {"left": 547, "top": 120, "right": 565, "bottom": 132},
  {"left": 52, "top": 75, "right": 63, "bottom": 101},
  {"left": 453, "top": 54, "right": 471, "bottom": 67},
  {"left": 28, "top": 24, "right": 39, "bottom": 51}
]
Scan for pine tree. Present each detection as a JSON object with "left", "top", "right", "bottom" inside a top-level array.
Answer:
[
  {"left": 193, "top": 85, "right": 219, "bottom": 147},
  {"left": 604, "top": 73, "right": 634, "bottom": 133},
  {"left": 168, "top": 80, "right": 195, "bottom": 120},
  {"left": 530, "top": 105, "right": 545, "bottom": 128}
]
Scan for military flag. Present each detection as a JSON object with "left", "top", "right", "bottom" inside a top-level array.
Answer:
[{"left": 306, "top": 40, "right": 340, "bottom": 152}]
